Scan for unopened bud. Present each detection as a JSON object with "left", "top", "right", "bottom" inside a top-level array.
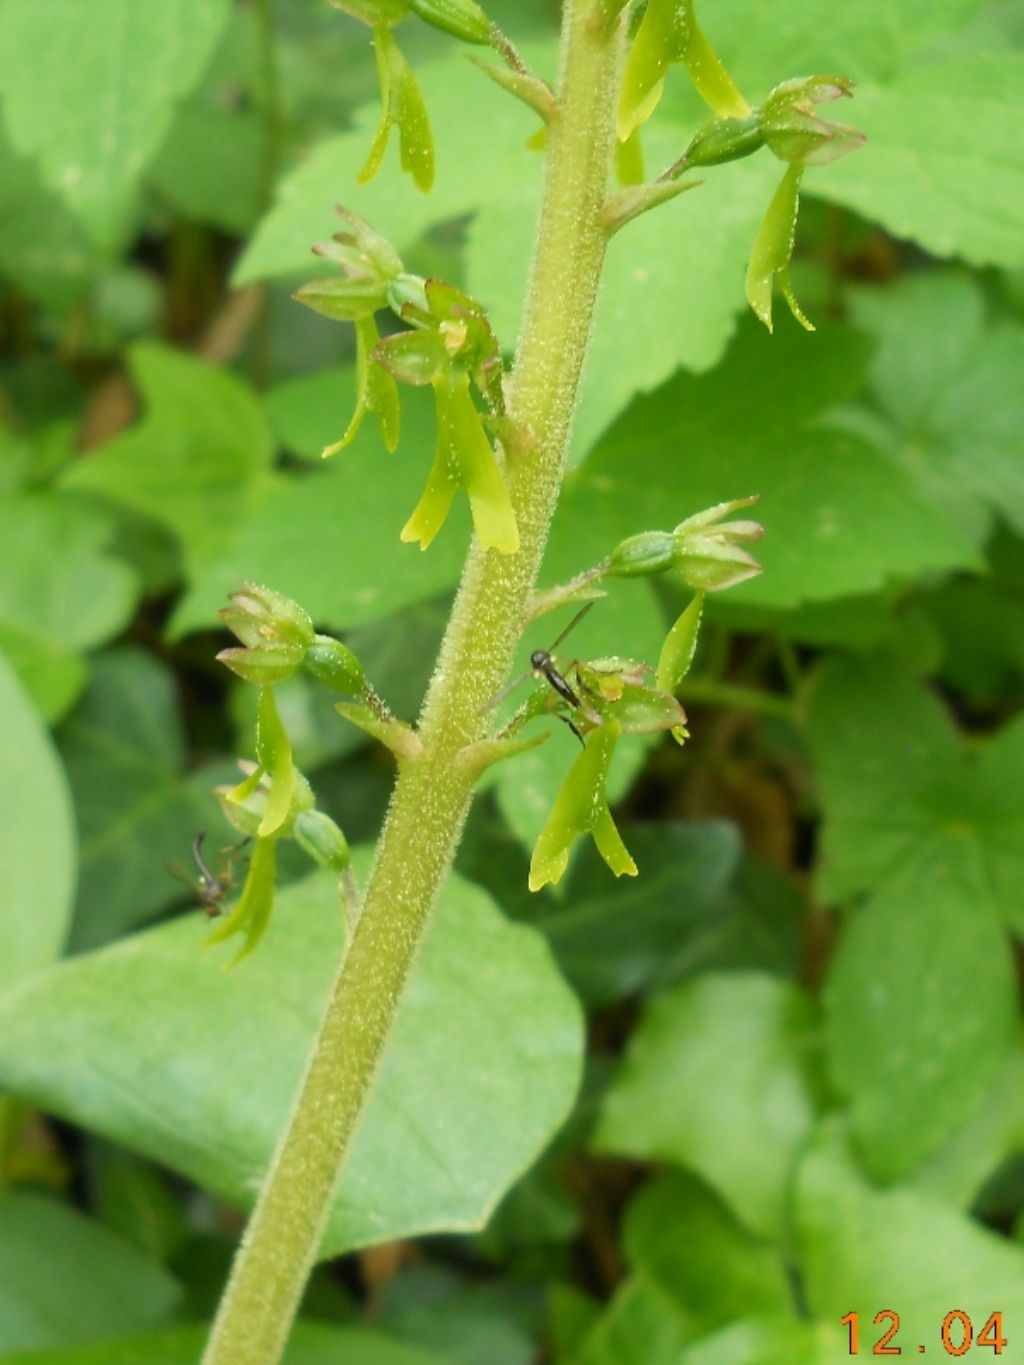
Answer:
[
  {"left": 294, "top": 810, "right": 351, "bottom": 871},
  {"left": 304, "top": 634, "right": 364, "bottom": 695},
  {"left": 607, "top": 530, "right": 676, "bottom": 577},
  {"left": 222, "top": 583, "right": 314, "bottom": 650},
  {"left": 410, "top": 0, "right": 491, "bottom": 43}
]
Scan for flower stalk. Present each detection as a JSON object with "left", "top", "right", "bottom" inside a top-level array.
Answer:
[{"left": 202, "top": 4, "right": 627, "bottom": 1362}]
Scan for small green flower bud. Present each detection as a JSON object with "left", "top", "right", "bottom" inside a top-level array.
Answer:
[
  {"left": 409, "top": 0, "right": 491, "bottom": 44},
  {"left": 217, "top": 644, "right": 305, "bottom": 685},
  {"left": 323, "top": 206, "right": 405, "bottom": 283},
  {"left": 303, "top": 634, "right": 365, "bottom": 695},
  {"left": 760, "top": 74, "right": 863, "bottom": 167},
  {"left": 294, "top": 810, "right": 351, "bottom": 872},
  {"left": 672, "top": 497, "right": 764, "bottom": 592},
  {"left": 222, "top": 583, "right": 315, "bottom": 650},
  {"left": 607, "top": 530, "right": 676, "bottom": 577}
]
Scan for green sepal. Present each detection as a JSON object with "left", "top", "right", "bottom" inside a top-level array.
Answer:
[
  {"left": 216, "top": 765, "right": 315, "bottom": 841},
  {"left": 205, "top": 835, "right": 278, "bottom": 965},
  {"left": 335, "top": 700, "right": 424, "bottom": 763},
  {"left": 656, "top": 593, "right": 704, "bottom": 694},
  {"left": 657, "top": 593, "right": 703, "bottom": 742},
  {"left": 293, "top": 810, "right": 351, "bottom": 872},
  {"left": 618, "top": 0, "right": 749, "bottom": 143},
  {"left": 360, "top": 25, "right": 435, "bottom": 192},
  {"left": 529, "top": 719, "right": 637, "bottom": 892},
  {"left": 303, "top": 634, "right": 365, "bottom": 694},
  {"left": 326, "top": 0, "right": 410, "bottom": 24},
  {"left": 672, "top": 496, "right": 763, "bottom": 590},
  {"left": 292, "top": 276, "right": 388, "bottom": 322},
  {"left": 317, "top": 205, "right": 405, "bottom": 283},
  {"left": 409, "top": 0, "right": 490, "bottom": 44},
  {"left": 323, "top": 315, "right": 400, "bottom": 456},
  {"left": 575, "top": 664, "right": 687, "bottom": 736},
  {"left": 255, "top": 687, "right": 296, "bottom": 837},
  {"left": 761, "top": 75, "right": 863, "bottom": 167},
  {"left": 400, "top": 369, "right": 519, "bottom": 554},
  {"left": 374, "top": 329, "right": 450, "bottom": 386},
  {"left": 745, "top": 163, "right": 812, "bottom": 333},
  {"left": 217, "top": 643, "right": 305, "bottom": 685}
]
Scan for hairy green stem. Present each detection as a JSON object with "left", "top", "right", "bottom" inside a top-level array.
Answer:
[{"left": 202, "top": 5, "right": 625, "bottom": 1363}]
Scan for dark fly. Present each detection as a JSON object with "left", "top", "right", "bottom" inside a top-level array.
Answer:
[{"left": 166, "top": 832, "right": 248, "bottom": 919}]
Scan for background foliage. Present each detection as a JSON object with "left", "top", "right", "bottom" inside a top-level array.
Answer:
[{"left": 1, "top": 0, "right": 1022, "bottom": 1360}]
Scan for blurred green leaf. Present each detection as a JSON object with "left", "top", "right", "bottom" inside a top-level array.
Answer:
[
  {"left": 545, "top": 823, "right": 803, "bottom": 1007},
  {"left": 623, "top": 1171, "right": 792, "bottom": 1331},
  {"left": 0, "top": 654, "right": 75, "bottom": 998},
  {"left": 924, "top": 578, "right": 1024, "bottom": 708},
  {"left": 809, "top": 55, "right": 1024, "bottom": 271},
  {"left": 568, "top": 1272, "right": 697, "bottom": 1365},
  {"left": 912, "top": 1036, "right": 1024, "bottom": 1208},
  {"left": 0, "top": 0, "right": 231, "bottom": 249},
  {"left": 62, "top": 344, "right": 275, "bottom": 572},
  {"left": 825, "top": 878, "right": 1016, "bottom": 1181},
  {"left": 0, "top": 863, "right": 583, "bottom": 1256},
  {"left": 680, "top": 1318, "right": 850, "bottom": 1365},
  {"left": 0, "top": 124, "right": 100, "bottom": 309},
  {"left": 798, "top": 1125, "right": 1024, "bottom": 1352},
  {"left": 851, "top": 273, "right": 1024, "bottom": 542},
  {"left": 86, "top": 1142, "right": 189, "bottom": 1265},
  {"left": 377, "top": 1265, "right": 535, "bottom": 1365},
  {"left": 0, "top": 1322, "right": 450, "bottom": 1365},
  {"left": 0, "top": 1191, "right": 181, "bottom": 1354},
  {"left": 171, "top": 380, "right": 466, "bottom": 637},
  {"left": 594, "top": 973, "right": 822, "bottom": 1238},
  {"left": 805, "top": 655, "right": 1024, "bottom": 933},
  {"left": 555, "top": 319, "right": 977, "bottom": 609},
  {"left": 148, "top": 101, "right": 265, "bottom": 235},
  {"left": 0, "top": 493, "right": 138, "bottom": 721},
  {"left": 59, "top": 649, "right": 227, "bottom": 949}
]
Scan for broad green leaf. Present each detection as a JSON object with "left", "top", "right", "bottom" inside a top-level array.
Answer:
[
  {"left": 594, "top": 973, "right": 822, "bottom": 1238},
  {"left": 569, "top": 1273, "right": 698, "bottom": 1365},
  {"left": 623, "top": 1171, "right": 792, "bottom": 1331},
  {"left": 851, "top": 273, "right": 1024, "bottom": 540},
  {"left": 680, "top": 1319, "right": 850, "bottom": 1365},
  {"left": 62, "top": 343, "right": 275, "bottom": 573},
  {"left": 0, "top": 864, "right": 583, "bottom": 1256},
  {"left": 0, "top": 0, "right": 231, "bottom": 249},
  {"left": 170, "top": 379, "right": 466, "bottom": 638},
  {"left": 798, "top": 1125, "right": 1024, "bottom": 1351},
  {"left": 0, "top": 1191, "right": 180, "bottom": 1354},
  {"left": 0, "top": 493, "right": 138, "bottom": 721},
  {"left": 809, "top": 56, "right": 1024, "bottom": 271},
  {"left": 825, "top": 878, "right": 1016, "bottom": 1181},
  {"left": 555, "top": 319, "right": 977, "bottom": 610},
  {"left": 0, "top": 1322, "right": 449, "bottom": 1365},
  {"left": 545, "top": 823, "right": 803, "bottom": 1007},
  {"left": 805, "top": 655, "right": 1024, "bottom": 934},
  {"left": 0, "top": 654, "right": 75, "bottom": 997},
  {"left": 924, "top": 578, "right": 1024, "bottom": 709},
  {"left": 87, "top": 1143, "right": 189, "bottom": 1264},
  {"left": 59, "top": 649, "right": 227, "bottom": 950}
]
